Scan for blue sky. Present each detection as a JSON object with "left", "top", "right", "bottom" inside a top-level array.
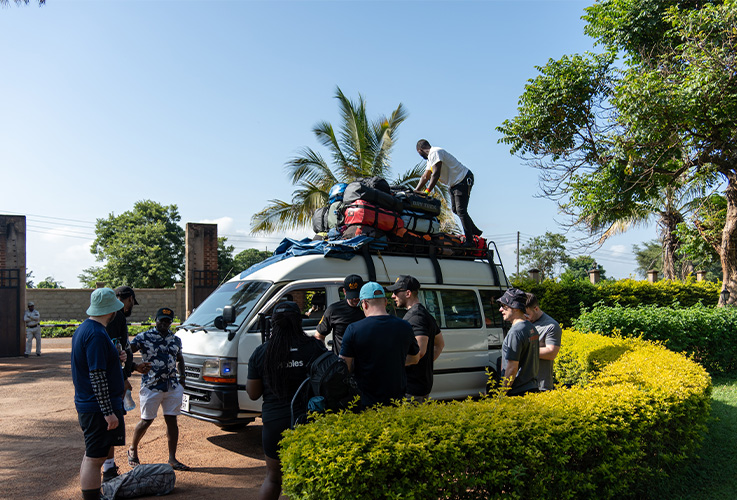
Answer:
[{"left": 1, "top": 0, "right": 652, "bottom": 287}]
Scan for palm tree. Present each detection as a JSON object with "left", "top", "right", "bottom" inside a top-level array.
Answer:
[
  {"left": 1, "top": 0, "right": 45, "bottom": 5},
  {"left": 251, "top": 87, "right": 450, "bottom": 234}
]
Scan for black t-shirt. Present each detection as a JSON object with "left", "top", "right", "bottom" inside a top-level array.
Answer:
[
  {"left": 247, "top": 337, "right": 326, "bottom": 423},
  {"left": 106, "top": 308, "right": 133, "bottom": 378},
  {"left": 340, "top": 315, "right": 420, "bottom": 407},
  {"left": 403, "top": 303, "right": 441, "bottom": 397},
  {"left": 316, "top": 300, "right": 365, "bottom": 354}
]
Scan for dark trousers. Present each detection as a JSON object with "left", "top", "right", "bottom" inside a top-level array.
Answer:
[{"left": 450, "top": 171, "right": 482, "bottom": 240}]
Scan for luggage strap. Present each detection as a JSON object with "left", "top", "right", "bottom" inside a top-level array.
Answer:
[{"left": 361, "top": 245, "right": 377, "bottom": 282}]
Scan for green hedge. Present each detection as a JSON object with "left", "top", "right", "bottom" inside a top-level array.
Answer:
[
  {"left": 511, "top": 277, "right": 720, "bottom": 326},
  {"left": 573, "top": 303, "right": 737, "bottom": 374},
  {"left": 41, "top": 323, "right": 174, "bottom": 338},
  {"left": 279, "top": 331, "right": 711, "bottom": 499}
]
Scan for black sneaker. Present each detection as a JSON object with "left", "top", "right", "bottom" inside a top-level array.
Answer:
[{"left": 102, "top": 465, "right": 120, "bottom": 482}]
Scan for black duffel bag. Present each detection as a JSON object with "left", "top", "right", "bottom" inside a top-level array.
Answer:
[
  {"left": 393, "top": 190, "right": 442, "bottom": 216},
  {"left": 344, "top": 177, "right": 404, "bottom": 213}
]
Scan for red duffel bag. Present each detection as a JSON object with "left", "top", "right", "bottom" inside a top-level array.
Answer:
[{"left": 344, "top": 200, "right": 404, "bottom": 233}]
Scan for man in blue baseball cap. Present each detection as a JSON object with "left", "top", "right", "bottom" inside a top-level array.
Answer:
[
  {"left": 72, "top": 288, "right": 128, "bottom": 500},
  {"left": 339, "top": 282, "right": 421, "bottom": 408}
]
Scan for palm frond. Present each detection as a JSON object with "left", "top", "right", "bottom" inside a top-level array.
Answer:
[
  {"left": 285, "top": 147, "right": 336, "bottom": 185},
  {"left": 313, "top": 121, "right": 351, "bottom": 173}
]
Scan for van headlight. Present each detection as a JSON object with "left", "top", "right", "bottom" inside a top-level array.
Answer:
[{"left": 202, "top": 358, "right": 237, "bottom": 383}]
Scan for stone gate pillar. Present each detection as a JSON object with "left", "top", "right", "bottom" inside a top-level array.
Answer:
[
  {"left": 185, "top": 223, "right": 218, "bottom": 318},
  {"left": 0, "top": 215, "right": 26, "bottom": 357}
]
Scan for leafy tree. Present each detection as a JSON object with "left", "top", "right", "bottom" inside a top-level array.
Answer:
[
  {"left": 498, "top": 0, "right": 737, "bottom": 305},
  {"left": 233, "top": 248, "right": 272, "bottom": 274},
  {"left": 36, "top": 276, "right": 64, "bottom": 289},
  {"left": 217, "top": 237, "right": 236, "bottom": 283},
  {"left": 1, "top": 0, "right": 45, "bottom": 5},
  {"left": 218, "top": 238, "right": 272, "bottom": 282},
  {"left": 26, "top": 270, "right": 34, "bottom": 289},
  {"left": 79, "top": 200, "right": 185, "bottom": 288},
  {"left": 560, "top": 255, "right": 607, "bottom": 282},
  {"left": 251, "top": 87, "right": 447, "bottom": 233},
  {"left": 518, "top": 232, "right": 569, "bottom": 280},
  {"left": 633, "top": 240, "right": 663, "bottom": 280}
]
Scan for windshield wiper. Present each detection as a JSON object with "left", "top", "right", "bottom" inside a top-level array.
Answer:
[{"left": 181, "top": 323, "right": 208, "bottom": 333}]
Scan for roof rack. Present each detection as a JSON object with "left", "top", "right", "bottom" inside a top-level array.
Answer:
[{"left": 354, "top": 238, "right": 508, "bottom": 286}]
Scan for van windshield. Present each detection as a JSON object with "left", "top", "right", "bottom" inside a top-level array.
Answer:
[{"left": 182, "top": 280, "right": 271, "bottom": 330}]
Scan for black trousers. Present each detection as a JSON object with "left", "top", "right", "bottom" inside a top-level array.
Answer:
[{"left": 450, "top": 171, "right": 482, "bottom": 240}]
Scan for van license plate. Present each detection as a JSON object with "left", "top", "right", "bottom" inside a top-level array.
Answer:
[{"left": 181, "top": 394, "right": 190, "bottom": 412}]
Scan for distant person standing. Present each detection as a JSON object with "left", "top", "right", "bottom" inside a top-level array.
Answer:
[
  {"left": 314, "top": 274, "right": 365, "bottom": 354},
  {"left": 128, "top": 307, "right": 189, "bottom": 471},
  {"left": 387, "top": 275, "right": 445, "bottom": 402},
  {"left": 24, "top": 301, "right": 41, "bottom": 357},
  {"left": 340, "top": 282, "right": 421, "bottom": 408},
  {"left": 414, "top": 139, "right": 482, "bottom": 244},
  {"left": 71, "top": 288, "right": 127, "bottom": 500},
  {"left": 525, "top": 293, "right": 562, "bottom": 391}
]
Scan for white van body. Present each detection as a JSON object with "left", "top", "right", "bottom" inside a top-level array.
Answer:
[{"left": 177, "top": 250, "right": 509, "bottom": 427}]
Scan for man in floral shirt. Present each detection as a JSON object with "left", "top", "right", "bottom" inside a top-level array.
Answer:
[{"left": 127, "top": 307, "right": 190, "bottom": 471}]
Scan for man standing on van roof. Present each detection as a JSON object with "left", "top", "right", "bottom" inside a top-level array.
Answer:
[
  {"left": 315, "top": 274, "right": 365, "bottom": 355},
  {"left": 497, "top": 288, "right": 539, "bottom": 396},
  {"left": 387, "top": 275, "right": 445, "bottom": 402},
  {"left": 414, "top": 139, "right": 482, "bottom": 245},
  {"left": 340, "top": 282, "right": 421, "bottom": 408},
  {"left": 525, "top": 293, "right": 562, "bottom": 391}
]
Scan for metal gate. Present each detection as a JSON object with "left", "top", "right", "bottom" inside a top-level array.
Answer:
[
  {"left": 192, "top": 270, "right": 219, "bottom": 311},
  {"left": 0, "top": 269, "right": 21, "bottom": 357}
]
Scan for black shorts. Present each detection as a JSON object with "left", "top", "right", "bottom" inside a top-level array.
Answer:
[
  {"left": 261, "top": 416, "right": 291, "bottom": 460},
  {"left": 78, "top": 408, "right": 126, "bottom": 458}
]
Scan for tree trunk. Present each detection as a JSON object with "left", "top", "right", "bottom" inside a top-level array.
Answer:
[
  {"left": 719, "top": 179, "right": 737, "bottom": 306},
  {"left": 659, "top": 211, "right": 682, "bottom": 281}
]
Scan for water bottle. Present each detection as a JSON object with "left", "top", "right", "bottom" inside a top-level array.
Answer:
[{"left": 124, "top": 389, "right": 136, "bottom": 411}]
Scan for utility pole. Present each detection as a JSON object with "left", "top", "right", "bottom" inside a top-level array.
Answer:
[{"left": 516, "top": 231, "right": 520, "bottom": 276}]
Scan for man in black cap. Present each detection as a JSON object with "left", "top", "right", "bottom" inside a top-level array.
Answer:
[
  {"left": 102, "top": 286, "right": 149, "bottom": 481},
  {"left": 314, "top": 274, "right": 366, "bottom": 355},
  {"left": 497, "top": 288, "right": 539, "bottom": 396},
  {"left": 128, "top": 307, "right": 189, "bottom": 471},
  {"left": 387, "top": 275, "right": 445, "bottom": 402}
]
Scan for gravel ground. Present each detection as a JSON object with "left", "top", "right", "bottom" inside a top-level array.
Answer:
[{"left": 0, "top": 337, "right": 282, "bottom": 500}]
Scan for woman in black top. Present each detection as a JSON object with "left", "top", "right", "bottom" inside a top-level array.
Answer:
[{"left": 246, "top": 301, "right": 326, "bottom": 500}]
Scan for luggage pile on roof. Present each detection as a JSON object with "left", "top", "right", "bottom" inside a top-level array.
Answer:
[{"left": 312, "top": 176, "right": 487, "bottom": 259}]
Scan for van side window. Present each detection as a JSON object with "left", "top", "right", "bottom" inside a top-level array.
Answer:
[
  {"left": 438, "top": 289, "right": 482, "bottom": 329},
  {"left": 251, "top": 287, "right": 328, "bottom": 331},
  {"left": 479, "top": 290, "right": 505, "bottom": 328},
  {"left": 421, "top": 290, "right": 443, "bottom": 325}
]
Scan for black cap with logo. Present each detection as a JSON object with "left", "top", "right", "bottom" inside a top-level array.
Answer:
[
  {"left": 343, "top": 274, "right": 365, "bottom": 300},
  {"left": 156, "top": 307, "right": 175, "bottom": 321},
  {"left": 386, "top": 275, "right": 421, "bottom": 292}
]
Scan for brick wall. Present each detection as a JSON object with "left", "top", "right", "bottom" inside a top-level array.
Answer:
[{"left": 26, "top": 283, "right": 186, "bottom": 322}]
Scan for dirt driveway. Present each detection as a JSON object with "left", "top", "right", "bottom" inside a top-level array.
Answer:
[{"left": 0, "top": 338, "right": 280, "bottom": 500}]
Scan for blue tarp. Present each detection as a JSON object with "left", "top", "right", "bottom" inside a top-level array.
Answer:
[{"left": 239, "top": 236, "right": 388, "bottom": 279}]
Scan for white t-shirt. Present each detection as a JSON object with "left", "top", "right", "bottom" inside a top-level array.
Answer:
[{"left": 425, "top": 147, "right": 469, "bottom": 188}]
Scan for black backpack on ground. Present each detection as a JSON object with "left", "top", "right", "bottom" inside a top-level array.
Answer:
[{"left": 291, "top": 351, "right": 360, "bottom": 427}]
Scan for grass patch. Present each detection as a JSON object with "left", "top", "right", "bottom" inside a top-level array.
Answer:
[{"left": 648, "top": 374, "right": 737, "bottom": 499}]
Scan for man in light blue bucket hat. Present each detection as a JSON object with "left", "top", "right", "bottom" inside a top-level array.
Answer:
[{"left": 72, "top": 288, "right": 128, "bottom": 500}]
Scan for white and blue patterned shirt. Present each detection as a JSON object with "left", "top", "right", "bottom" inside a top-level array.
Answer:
[{"left": 130, "top": 328, "right": 182, "bottom": 392}]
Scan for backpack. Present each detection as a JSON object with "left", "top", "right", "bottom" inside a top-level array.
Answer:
[
  {"left": 312, "top": 207, "right": 330, "bottom": 233},
  {"left": 462, "top": 235, "right": 488, "bottom": 258},
  {"left": 343, "top": 178, "right": 404, "bottom": 213},
  {"left": 400, "top": 211, "right": 441, "bottom": 234},
  {"left": 102, "top": 463, "right": 175, "bottom": 499},
  {"left": 291, "top": 351, "right": 360, "bottom": 427},
  {"left": 392, "top": 190, "right": 442, "bottom": 216},
  {"left": 328, "top": 182, "right": 348, "bottom": 204}
]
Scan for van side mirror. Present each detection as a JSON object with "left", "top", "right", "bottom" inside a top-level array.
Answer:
[{"left": 222, "top": 305, "right": 236, "bottom": 324}]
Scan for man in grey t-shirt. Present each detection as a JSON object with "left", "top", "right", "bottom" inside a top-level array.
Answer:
[
  {"left": 497, "top": 288, "right": 539, "bottom": 396},
  {"left": 525, "top": 293, "right": 562, "bottom": 391}
]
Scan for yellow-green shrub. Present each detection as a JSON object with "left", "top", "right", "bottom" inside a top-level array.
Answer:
[{"left": 279, "top": 331, "right": 711, "bottom": 500}]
